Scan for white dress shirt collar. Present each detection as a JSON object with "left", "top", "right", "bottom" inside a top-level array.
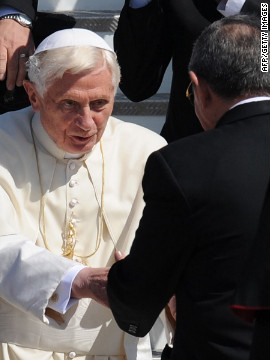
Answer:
[
  {"left": 230, "top": 96, "right": 270, "bottom": 110},
  {"left": 218, "top": 0, "right": 246, "bottom": 16}
]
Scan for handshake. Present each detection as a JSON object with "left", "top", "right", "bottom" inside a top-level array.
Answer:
[{"left": 70, "top": 250, "right": 125, "bottom": 308}]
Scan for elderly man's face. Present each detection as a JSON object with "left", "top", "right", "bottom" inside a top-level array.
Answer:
[{"left": 29, "top": 66, "right": 115, "bottom": 154}]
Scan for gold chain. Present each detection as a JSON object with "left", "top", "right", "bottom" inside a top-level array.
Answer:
[{"left": 30, "top": 118, "right": 105, "bottom": 264}]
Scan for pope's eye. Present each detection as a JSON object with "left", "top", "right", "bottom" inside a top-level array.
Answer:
[
  {"left": 63, "top": 100, "right": 76, "bottom": 107},
  {"left": 60, "top": 100, "right": 79, "bottom": 112},
  {"left": 90, "top": 100, "right": 108, "bottom": 110}
]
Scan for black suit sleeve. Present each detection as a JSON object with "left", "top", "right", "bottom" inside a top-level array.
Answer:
[
  {"left": 113, "top": 0, "right": 172, "bottom": 101},
  {"left": 0, "top": 0, "right": 37, "bottom": 20},
  {"left": 107, "top": 150, "right": 192, "bottom": 337},
  {"left": 113, "top": 0, "right": 221, "bottom": 103}
]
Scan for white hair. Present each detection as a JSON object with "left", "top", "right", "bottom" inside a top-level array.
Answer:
[{"left": 27, "top": 46, "right": 121, "bottom": 97}]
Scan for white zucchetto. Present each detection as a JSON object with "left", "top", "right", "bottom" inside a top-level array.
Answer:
[{"left": 34, "top": 28, "right": 114, "bottom": 55}]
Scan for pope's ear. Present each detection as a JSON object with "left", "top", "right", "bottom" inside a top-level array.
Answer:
[{"left": 23, "top": 80, "right": 41, "bottom": 112}]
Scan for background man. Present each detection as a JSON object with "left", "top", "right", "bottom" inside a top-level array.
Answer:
[
  {"left": 114, "top": 0, "right": 270, "bottom": 141},
  {"left": 0, "top": 28, "right": 166, "bottom": 360},
  {"left": 0, "top": 0, "right": 75, "bottom": 113}
]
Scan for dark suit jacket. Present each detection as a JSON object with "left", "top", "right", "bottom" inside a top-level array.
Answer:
[
  {"left": 242, "top": 0, "right": 268, "bottom": 14},
  {"left": 0, "top": 0, "right": 37, "bottom": 20},
  {"left": 232, "top": 181, "right": 270, "bottom": 320},
  {"left": 231, "top": 180, "right": 270, "bottom": 360},
  {"left": 114, "top": 0, "right": 268, "bottom": 142},
  {"left": 108, "top": 100, "right": 270, "bottom": 360}
]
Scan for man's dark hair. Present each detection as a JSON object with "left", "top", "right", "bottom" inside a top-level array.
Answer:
[{"left": 188, "top": 15, "right": 270, "bottom": 99}]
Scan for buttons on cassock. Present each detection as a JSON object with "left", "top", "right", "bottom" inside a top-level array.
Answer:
[
  {"left": 69, "top": 162, "right": 76, "bottom": 170},
  {"left": 68, "top": 351, "right": 76, "bottom": 359},
  {"left": 69, "top": 198, "right": 79, "bottom": 208}
]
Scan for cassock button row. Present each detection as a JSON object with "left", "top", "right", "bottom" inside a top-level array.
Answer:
[
  {"left": 69, "top": 198, "right": 79, "bottom": 208},
  {"left": 69, "top": 179, "right": 77, "bottom": 187},
  {"left": 68, "top": 351, "right": 76, "bottom": 359},
  {"left": 71, "top": 217, "right": 79, "bottom": 224},
  {"left": 69, "top": 163, "right": 76, "bottom": 170}
]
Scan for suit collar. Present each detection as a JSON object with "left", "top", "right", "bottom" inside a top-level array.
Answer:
[{"left": 216, "top": 100, "right": 270, "bottom": 128}]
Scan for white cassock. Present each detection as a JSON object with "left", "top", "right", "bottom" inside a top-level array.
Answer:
[{"left": 0, "top": 107, "right": 167, "bottom": 360}]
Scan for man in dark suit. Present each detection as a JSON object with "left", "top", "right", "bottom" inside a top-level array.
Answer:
[
  {"left": 102, "top": 15, "right": 270, "bottom": 360},
  {"left": 0, "top": 0, "right": 75, "bottom": 113},
  {"left": 114, "top": 0, "right": 269, "bottom": 141}
]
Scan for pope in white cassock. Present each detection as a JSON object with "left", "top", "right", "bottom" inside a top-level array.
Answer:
[{"left": 0, "top": 28, "right": 166, "bottom": 360}]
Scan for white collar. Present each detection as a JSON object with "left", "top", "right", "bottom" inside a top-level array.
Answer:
[{"left": 230, "top": 96, "right": 270, "bottom": 110}]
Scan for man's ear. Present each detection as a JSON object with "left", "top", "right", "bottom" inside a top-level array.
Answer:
[
  {"left": 189, "top": 71, "right": 212, "bottom": 109},
  {"left": 23, "top": 80, "right": 41, "bottom": 112}
]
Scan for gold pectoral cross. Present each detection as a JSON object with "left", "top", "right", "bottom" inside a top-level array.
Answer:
[{"left": 62, "top": 216, "right": 77, "bottom": 260}]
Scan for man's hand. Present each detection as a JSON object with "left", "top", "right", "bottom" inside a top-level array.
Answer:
[
  {"left": 0, "top": 19, "right": 35, "bottom": 90},
  {"left": 71, "top": 267, "right": 110, "bottom": 308},
  {"left": 165, "top": 295, "right": 177, "bottom": 333},
  {"left": 114, "top": 249, "right": 125, "bottom": 261},
  {"left": 168, "top": 295, "right": 177, "bottom": 321},
  {"left": 71, "top": 251, "right": 125, "bottom": 308}
]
